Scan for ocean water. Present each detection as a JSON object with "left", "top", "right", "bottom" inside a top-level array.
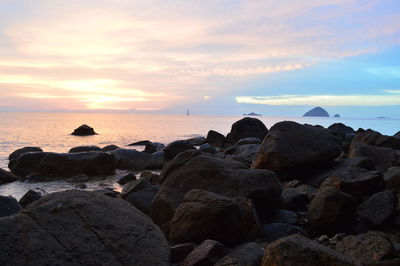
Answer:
[{"left": 0, "top": 112, "right": 399, "bottom": 199}]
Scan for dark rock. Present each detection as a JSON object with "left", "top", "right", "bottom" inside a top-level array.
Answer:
[
  {"left": 384, "top": 167, "right": 400, "bottom": 190},
  {"left": 68, "top": 174, "right": 90, "bottom": 183},
  {"left": 225, "top": 117, "right": 268, "bottom": 146},
  {"left": 71, "top": 124, "right": 97, "bottom": 136},
  {"left": 262, "top": 234, "right": 353, "bottom": 266},
  {"left": 127, "top": 140, "right": 152, "bottom": 146},
  {"left": 75, "top": 183, "right": 87, "bottom": 189},
  {"left": 394, "top": 131, "right": 400, "bottom": 139},
  {"left": 357, "top": 191, "right": 395, "bottom": 226},
  {"left": 270, "top": 209, "right": 298, "bottom": 224},
  {"left": 124, "top": 185, "right": 158, "bottom": 215},
  {"left": 252, "top": 121, "right": 342, "bottom": 181},
  {"left": 307, "top": 187, "right": 356, "bottom": 233},
  {"left": 182, "top": 239, "right": 227, "bottom": 266},
  {"left": 9, "top": 146, "right": 43, "bottom": 160},
  {"left": 186, "top": 136, "right": 206, "bottom": 146},
  {"left": 0, "top": 190, "right": 169, "bottom": 265},
  {"left": 284, "top": 181, "right": 318, "bottom": 199},
  {"left": 169, "top": 189, "right": 260, "bottom": 246},
  {"left": 171, "top": 243, "right": 197, "bottom": 264},
  {"left": 261, "top": 223, "right": 306, "bottom": 243},
  {"left": 336, "top": 232, "right": 395, "bottom": 265},
  {"left": 353, "top": 129, "right": 400, "bottom": 149},
  {"left": 349, "top": 142, "right": 398, "bottom": 171},
  {"left": 163, "top": 140, "right": 196, "bottom": 161},
  {"left": 152, "top": 150, "right": 282, "bottom": 227},
  {"left": 102, "top": 144, "right": 120, "bottom": 151},
  {"left": 199, "top": 143, "right": 218, "bottom": 154},
  {"left": 0, "top": 195, "right": 21, "bottom": 217},
  {"left": 328, "top": 123, "right": 355, "bottom": 140},
  {"left": 9, "top": 151, "right": 116, "bottom": 178},
  {"left": 319, "top": 166, "right": 385, "bottom": 198},
  {"left": 215, "top": 242, "right": 264, "bottom": 266},
  {"left": 144, "top": 142, "right": 165, "bottom": 154},
  {"left": 334, "top": 114, "right": 340, "bottom": 117},
  {"left": 206, "top": 130, "right": 225, "bottom": 147},
  {"left": 282, "top": 188, "right": 309, "bottom": 211},
  {"left": 0, "top": 168, "right": 19, "bottom": 184},
  {"left": 139, "top": 171, "right": 161, "bottom": 184},
  {"left": 225, "top": 144, "right": 260, "bottom": 167},
  {"left": 236, "top": 137, "right": 261, "bottom": 145},
  {"left": 121, "top": 178, "right": 152, "bottom": 198},
  {"left": 18, "top": 190, "right": 42, "bottom": 208},
  {"left": 112, "top": 149, "right": 164, "bottom": 171},
  {"left": 68, "top": 145, "right": 102, "bottom": 153},
  {"left": 117, "top": 172, "right": 136, "bottom": 185},
  {"left": 303, "top": 106, "right": 330, "bottom": 117}
]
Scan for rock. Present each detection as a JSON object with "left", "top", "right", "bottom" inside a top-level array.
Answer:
[
  {"left": 152, "top": 150, "right": 282, "bottom": 227},
  {"left": 262, "top": 234, "right": 353, "bottom": 266},
  {"left": 9, "top": 151, "right": 116, "bottom": 179},
  {"left": 252, "top": 121, "right": 342, "bottom": 181},
  {"left": 269, "top": 209, "right": 298, "bottom": 224},
  {"left": 0, "top": 168, "right": 19, "bottom": 184},
  {"left": 68, "top": 145, "right": 102, "bottom": 153},
  {"left": 236, "top": 137, "right": 261, "bottom": 145},
  {"left": 384, "top": 167, "right": 400, "bottom": 189},
  {"left": 139, "top": 171, "right": 161, "bottom": 184},
  {"left": 169, "top": 189, "right": 260, "bottom": 246},
  {"left": 225, "top": 117, "right": 268, "bottom": 146},
  {"left": 8, "top": 146, "right": 43, "bottom": 160},
  {"left": 261, "top": 223, "right": 306, "bottom": 243},
  {"left": 328, "top": 123, "right": 355, "bottom": 140},
  {"left": 18, "top": 190, "right": 42, "bottom": 208},
  {"left": 357, "top": 191, "right": 395, "bottom": 226},
  {"left": 215, "top": 242, "right": 264, "bottom": 266},
  {"left": 0, "top": 190, "right": 169, "bottom": 265},
  {"left": 0, "top": 195, "right": 21, "bottom": 217},
  {"left": 284, "top": 181, "right": 318, "bottom": 199},
  {"left": 199, "top": 143, "right": 218, "bottom": 154},
  {"left": 319, "top": 166, "right": 385, "bottom": 198},
  {"left": 121, "top": 178, "right": 152, "bottom": 197},
  {"left": 68, "top": 174, "right": 90, "bottom": 183},
  {"left": 122, "top": 179, "right": 158, "bottom": 215},
  {"left": 112, "top": 149, "right": 164, "bottom": 171},
  {"left": 281, "top": 188, "right": 309, "bottom": 211},
  {"left": 71, "top": 124, "right": 97, "bottom": 136},
  {"left": 128, "top": 140, "right": 152, "bottom": 146},
  {"left": 186, "top": 136, "right": 206, "bottom": 146},
  {"left": 171, "top": 243, "right": 197, "bottom": 264},
  {"left": 102, "top": 144, "right": 120, "bottom": 151},
  {"left": 206, "top": 130, "right": 225, "bottom": 147},
  {"left": 117, "top": 172, "right": 136, "bottom": 185},
  {"left": 336, "top": 232, "right": 395, "bottom": 265},
  {"left": 303, "top": 106, "right": 330, "bottom": 117},
  {"left": 334, "top": 114, "right": 340, "bottom": 117},
  {"left": 182, "top": 239, "right": 227, "bottom": 266},
  {"left": 394, "top": 131, "right": 400, "bottom": 139},
  {"left": 163, "top": 140, "right": 196, "bottom": 161},
  {"left": 353, "top": 129, "right": 400, "bottom": 149},
  {"left": 144, "top": 142, "right": 165, "bottom": 153},
  {"left": 348, "top": 142, "right": 398, "bottom": 171},
  {"left": 225, "top": 144, "right": 260, "bottom": 167},
  {"left": 307, "top": 187, "right": 356, "bottom": 233}
]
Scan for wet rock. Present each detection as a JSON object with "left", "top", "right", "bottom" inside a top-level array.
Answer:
[
  {"left": 102, "top": 144, "right": 120, "bottom": 151},
  {"left": 349, "top": 142, "right": 398, "bottom": 171},
  {"left": 307, "top": 187, "right": 356, "bottom": 233},
  {"left": 113, "top": 149, "right": 164, "bottom": 171},
  {"left": 9, "top": 146, "right": 43, "bottom": 160},
  {"left": 357, "top": 191, "right": 395, "bottom": 226},
  {"left": 128, "top": 140, "right": 152, "bottom": 146},
  {"left": 252, "top": 121, "right": 342, "bottom": 181},
  {"left": 117, "top": 172, "right": 136, "bottom": 185},
  {"left": 68, "top": 145, "right": 102, "bottom": 153},
  {"left": 0, "top": 195, "right": 21, "bottom": 217},
  {"left": 0, "top": 190, "right": 169, "bottom": 265},
  {"left": 152, "top": 150, "right": 282, "bottom": 227},
  {"left": 71, "top": 124, "right": 97, "bottom": 136},
  {"left": 199, "top": 143, "right": 218, "bottom": 154},
  {"left": 144, "top": 142, "right": 165, "bottom": 154},
  {"left": 0, "top": 168, "right": 19, "bottom": 184},
  {"left": 182, "top": 239, "right": 227, "bottom": 266},
  {"left": 206, "top": 130, "right": 225, "bottom": 148},
  {"left": 384, "top": 167, "right": 400, "bottom": 190},
  {"left": 171, "top": 243, "right": 197, "bottom": 264},
  {"left": 18, "top": 190, "right": 42, "bottom": 208},
  {"left": 353, "top": 129, "right": 400, "bottom": 149},
  {"left": 215, "top": 242, "right": 264, "bottom": 266},
  {"left": 225, "top": 117, "right": 268, "bottom": 146},
  {"left": 261, "top": 223, "right": 306, "bottom": 243},
  {"left": 336, "top": 232, "right": 395, "bottom": 265},
  {"left": 281, "top": 188, "right": 309, "bottom": 211},
  {"left": 163, "top": 140, "right": 196, "bottom": 161},
  {"left": 169, "top": 189, "right": 260, "bottom": 246},
  {"left": 262, "top": 234, "right": 353, "bottom": 266}
]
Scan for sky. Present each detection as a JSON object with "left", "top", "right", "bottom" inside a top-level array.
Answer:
[{"left": 0, "top": 0, "right": 399, "bottom": 117}]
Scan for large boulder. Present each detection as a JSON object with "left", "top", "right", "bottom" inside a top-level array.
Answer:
[
  {"left": 215, "top": 242, "right": 264, "bottom": 266},
  {"left": 307, "top": 187, "right": 356, "bottom": 233},
  {"left": 328, "top": 123, "right": 355, "bottom": 140},
  {"left": 252, "top": 121, "right": 342, "bottom": 181},
  {"left": 8, "top": 146, "right": 43, "bottom": 160},
  {"left": 206, "top": 130, "right": 226, "bottom": 147},
  {"left": 0, "top": 168, "right": 19, "bottom": 184},
  {"left": 225, "top": 117, "right": 268, "bottom": 146},
  {"left": 349, "top": 142, "right": 398, "bottom": 171},
  {"left": 122, "top": 179, "right": 158, "bottom": 215},
  {"left": 9, "top": 151, "right": 116, "bottom": 178},
  {"left": 144, "top": 142, "right": 165, "bottom": 154},
  {"left": 169, "top": 189, "right": 260, "bottom": 246},
  {"left": 0, "top": 195, "right": 21, "bottom": 217},
  {"left": 262, "top": 234, "right": 353, "bottom": 266},
  {"left": 384, "top": 167, "right": 400, "bottom": 189},
  {"left": 303, "top": 106, "right": 329, "bottom": 117},
  {"left": 353, "top": 129, "right": 400, "bottom": 149},
  {"left": 0, "top": 190, "right": 169, "bottom": 265},
  {"left": 112, "top": 149, "right": 164, "bottom": 171},
  {"left": 71, "top": 124, "right": 97, "bottom": 136},
  {"left": 163, "top": 140, "right": 196, "bottom": 161},
  {"left": 357, "top": 191, "right": 395, "bottom": 227},
  {"left": 68, "top": 145, "right": 102, "bottom": 153},
  {"left": 224, "top": 144, "right": 260, "bottom": 167},
  {"left": 152, "top": 150, "right": 282, "bottom": 227}
]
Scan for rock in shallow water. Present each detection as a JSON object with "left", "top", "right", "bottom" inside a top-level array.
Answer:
[
  {"left": 18, "top": 189, "right": 42, "bottom": 208},
  {"left": 0, "top": 195, "right": 21, "bottom": 217},
  {"left": 0, "top": 168, "right": 19, "bottom": 184},
  {"left": 71, "top": 124, "right": 97, "bottom": 136}
]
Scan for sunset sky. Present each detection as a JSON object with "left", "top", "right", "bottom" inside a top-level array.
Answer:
[{"left": 0, "top": 0, "right": 399, "bottom": 117}]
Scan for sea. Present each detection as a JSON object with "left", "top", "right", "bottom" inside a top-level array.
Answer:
[{"left": 0, "top": 112, "right": 399, "bottom": 199}]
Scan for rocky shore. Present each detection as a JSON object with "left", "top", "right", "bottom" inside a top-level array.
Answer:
[{"left": 1, "top": 118, "right": 400, "bottom": 265}]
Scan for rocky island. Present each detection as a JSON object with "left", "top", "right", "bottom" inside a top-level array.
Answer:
[
  {"left": 303, "top": 106, "right": 330, "bottom": 117},
  {"left": 1, "top": 118, "right": 400, "bottom": 265}
]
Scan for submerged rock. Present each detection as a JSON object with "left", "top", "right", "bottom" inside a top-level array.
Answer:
[
  {"left": 128, "top": 140, "right": 152, "bottom": 146},
  {"left": 303, "top": 106, "right": 330, "bottom": 117},
  {"left": 71, "top": 124, "right": 97, "bottom": 136}
]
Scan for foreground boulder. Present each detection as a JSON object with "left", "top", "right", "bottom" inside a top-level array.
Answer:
[
  {"left": 112, "top": 149, "right": 164, "bottom": 170},
  {"left": 0, "top": 195, "right": 21, "bottom": 217},
  {"left": 163, "top": 140, "right": 196, "bottom": 161},
  {"left": 353, "top": 129, "right": 400, "bottom": 149},
  {"left": 225, "top": 117, "right": 268, "bottom": 146},
  {"left": 71, "top": 124, "right": 97, "bottom": 136},
  {"left": 68, "top": 145, "right": 102, "bottom": 153},
  {"left": 349, "top": 142, "right": 398, "bottom": 171},
  {"left": 18, "top": 190, "right": 42, "bottom": 208},
  {"left": 357, "top": 191, "right": 395, "bottom": 227},
  {"left": 0, "top": 190, "right": 169, "bottom": 265},
  {"left": 152, "top": 150, "right": 282, "bottom": 227},
  {"left": 8, "top": 146, "right": 43, "bottom": 160},
  {"left": 9, "top": 151, "right": 116, "bottom": 178},
  {"left": 206, "top": 130, "right": 225, "bottom": 147},
  {"left": 262, "top": 234, "right": 353, "bottom": 266},
  {"left": 252, "top": 121, "right": 342, "bottom": 181},
  {"left": 0, "top": 168, "right": 19, "bottom": 184},
  {"left": 328, "top": 123, "right": 355, "bottom": 140}
]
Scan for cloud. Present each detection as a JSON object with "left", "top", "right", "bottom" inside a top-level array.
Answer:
[{"left": 236, "top": 94, "right": 400, "bottom": 106}]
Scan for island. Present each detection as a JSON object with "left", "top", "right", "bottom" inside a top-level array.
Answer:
[
  {"left": 243, "top": 112, "right": 261, "bottom": 116},
  {"left": 303, "top": 106, "right": 329, "bottom": 117},
  {"left": 334, "top": 114, "right": 340, "bottom": 118}
]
